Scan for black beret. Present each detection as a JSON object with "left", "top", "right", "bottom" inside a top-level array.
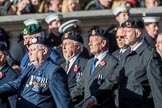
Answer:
[
  {"left": 30, "top": 36, "right": 49, "bottom": 47},
  {"left": 88, "top": 28, "right": 108, "bottom": 39},
  {"left": 62, "top": 32, "right": 83, "bottom": 44},
  {"left": 0, "top": 43, "right": 7, "bottom": 52},
  {"left": 21, "top": 24, "right": 43, "bottom": 36},
  {"left": 121, "top": 18, "right": 144, "bottom": 29}
]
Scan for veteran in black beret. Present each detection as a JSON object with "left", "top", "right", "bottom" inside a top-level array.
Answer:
[
  {"left": 0, "top": 36, "right": 73, "bottom": 108},
  {"left": 12, "top": 24, "right": 60, "bottom": 74},
  {"left": 118, "top": 18, "right": 162, "bottom": 108},
  {"left": 0, "top": 43, "right": 18, "bottom": 108},
  {"left": 59, "top": 19, "right": 91, "bottom": 60},
  {"left": 71, "top": 28, "right": 118, "bottom": 108},
  {"left": 61, "top": 31, "right": 88, "bottom": 107},
  {"left": 82, "top": 18, "right": 162, "bottom": 108}
]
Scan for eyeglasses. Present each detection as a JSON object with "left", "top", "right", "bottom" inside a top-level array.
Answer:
[{"left": 116, "top": 36, "right": 125, "bottom": 39}]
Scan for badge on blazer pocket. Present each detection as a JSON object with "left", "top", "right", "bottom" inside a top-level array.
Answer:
[{"left": 76, "top": 72, "right": 82, "bottom": 82}]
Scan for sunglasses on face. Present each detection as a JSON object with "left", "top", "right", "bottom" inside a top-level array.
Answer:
[{"left": 116, "top": 36, "right": 125, "bottom": 39}]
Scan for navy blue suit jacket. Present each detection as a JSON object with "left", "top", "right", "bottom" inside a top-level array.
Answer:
[{"left": 0, "top": 59, "right": 73, "bottom": 108}]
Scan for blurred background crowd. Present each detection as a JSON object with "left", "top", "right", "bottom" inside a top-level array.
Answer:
[{"left": 0, "top": 0, "right": 161, "bottom": 16}]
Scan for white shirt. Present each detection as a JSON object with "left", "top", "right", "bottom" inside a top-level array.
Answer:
[
  {"left": 67, "top": 53, "right": 80, "bottom": 74},
  {"left": 94, "top": 50, "right": 109, "bottom": 68}
]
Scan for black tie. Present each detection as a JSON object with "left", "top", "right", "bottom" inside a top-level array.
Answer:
[
  {"left": 90, "top": 58, "right": 98, "bottom": 76},
  {"left": 65, "top": 61, "right": 70, "bottom": 72}
]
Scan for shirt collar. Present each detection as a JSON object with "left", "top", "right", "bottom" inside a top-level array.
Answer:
[
  {"left": 94, "top": 50, "right": 109, "bottom": 66},
  {"left": 131, "top": 38, "right": 144, "bottom": 51}
]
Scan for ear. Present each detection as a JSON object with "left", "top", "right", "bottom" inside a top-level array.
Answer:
[
  {"left": 0, "top": 53, "right": 6, "bottom": 62},
  {"left": 135, "top": 29, "right": 142, "bottom": 38},
  {"left": 144, "top": 25, "right": 149, "bottom": 31},
  {"left": 101, "top": 39, "right": 107, "bottom": 47},
  {"left": 75, "top": 44, "right": 81, "bottom": 52},
  {"left": 116, "top": 16, "right": 119, "bottom": 22},
  {"left": 42, "top": 47, "right": 48, "bottom": 55}
]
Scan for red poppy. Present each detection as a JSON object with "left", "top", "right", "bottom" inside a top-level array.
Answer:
[
  {"left": 74, "top": 65, "right": 79, "bottom": 72},
  {"left": 0, "top": 72, "right": 3, "bottom": 79},
  {"left": 99, "top": 61, "right": 106, "bottom": 66}
]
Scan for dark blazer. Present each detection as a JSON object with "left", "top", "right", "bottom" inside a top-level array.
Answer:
[
  {"left": 71, "top": 53, "right": 118, "bottom": 108},
  {"left": 0, "top": 63, "right": 18, "bottom": 108},
  {"left": 94, "top": 41, "right": 162, "bottom": 108},
  {"left": 61, "top": 53, "right": 88, "bottom": 92},
  {"left": 0, "top": 59, "right": 73, "bottom": 108},
  {"left": 112, "top": 49, "right": 120, "bottom": 60},
  {"left": 118, "top": 41, "right": 162, "bottom": 108}
]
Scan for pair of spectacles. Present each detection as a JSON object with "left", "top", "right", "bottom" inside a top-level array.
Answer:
[{"left": 116, "top": 36, "right": 124, "bottom": 39}]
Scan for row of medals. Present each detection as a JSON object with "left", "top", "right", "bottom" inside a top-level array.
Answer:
[{"left": 26, "top": 75, "right": 47, "bottom": 88}]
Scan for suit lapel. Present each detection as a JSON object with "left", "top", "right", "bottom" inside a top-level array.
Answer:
[
  {"left": 68, "top": 57, "right": 80, "bottom": 83},
  {"left": 89, "top": 54, "right": 110, "bottom": 81}
]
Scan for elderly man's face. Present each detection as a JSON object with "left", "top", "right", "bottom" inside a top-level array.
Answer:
[
  {"left": 145, "top": 23, "right": 159, "bottom": 39},
  {"left": 156, "top": 34, "right": 162, "bottom": 58},
  {"left": 28, "top": 44, "right": 44, "bottom": 66},
  {"left": 62, "top": 39, "right": 80, "bottom": 60},
  {"left": 89, "top": 36, "right": 106, "bottom": 56}
]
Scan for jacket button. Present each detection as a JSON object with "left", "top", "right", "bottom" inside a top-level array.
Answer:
[{"left": 18, "top": 97, "right": 21, "bottom": 100}]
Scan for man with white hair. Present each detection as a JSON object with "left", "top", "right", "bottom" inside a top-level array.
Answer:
[
  {"left": 61, "top": 31, "right": 88, "bottom": 95},
  {"left": 0, "top": 36, "right": 73, "bottom": 108}
]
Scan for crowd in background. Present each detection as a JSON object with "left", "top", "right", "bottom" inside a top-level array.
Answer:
[
  {"left": 0, "top": 0, "right": 162, "bottom": 16},
  {"left": 0, "top": 0, "right": 162, "bottom": 108}
]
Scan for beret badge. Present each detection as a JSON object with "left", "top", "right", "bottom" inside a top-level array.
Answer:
[
  {"left": 31, "top": 38, "right": 38, "bottom": 44},
  {"left": 23, "top": 28, "right": 28, "bottom": 35},
  {"left": 64, "top": 32, "right": 69, "bottom": 38},
  {"left": 126, "top": 22, "right": 132, "bottom": 27}
]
